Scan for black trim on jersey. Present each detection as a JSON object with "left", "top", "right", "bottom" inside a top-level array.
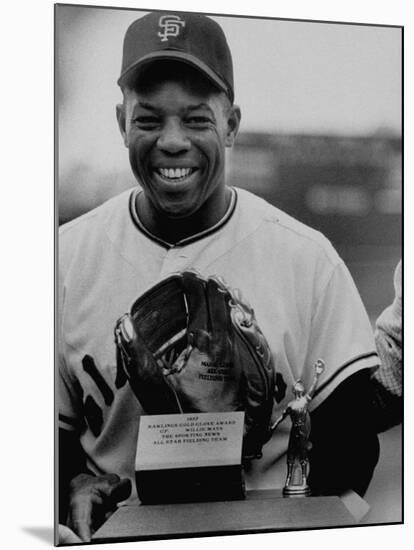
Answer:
[
  {"left": 128, "top": 187, "right": 238, "bottom": 249},
  {"left": 128, "top": 189, "right": 171, "bottom": 249},
  {"left": 313, "top": 351, "right": 379, "bottom": 398},
  {"left": 82, "top": 355, "right": 114, "bottom": 406}
]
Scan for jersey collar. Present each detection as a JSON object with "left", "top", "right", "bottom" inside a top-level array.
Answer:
[{"left": 129, "top": 187, "right": 238, "bottom": 249}]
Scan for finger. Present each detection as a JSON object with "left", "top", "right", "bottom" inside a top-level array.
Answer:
[
  {"left": 93, "top": 474, "right": 130, "bottom": 503},
  {"left": 100, "top": 473, "right": 121, "bottom": 486},
  {"left": 107, "top": 477, "right": 132, "bottom": 505},
  {"left": 132, "top": 275, "right": 185, "bottom": 354},
  {"left": 117, "top": 315, "right": 155, "bottom": 380},
  {"left": 93, "top": 474, "right": 122, "bottom": 499},
  {"left": 72, "top": 488, "right": 113, "bottom": 541},
  {"left": 181, "top": 272, "right": 209, "bottom": 349},
  {"left": 119, "top": 320, "right": 180, "bottom": 414},
  {"left": 68, "top": 495, "right": 94, "bottom": 542},
  {"left": 74, "top": 518, "right": 92, "bottom": 542},
  {"left": 206, "top": 277, "right": 232, "bottom": 361}
]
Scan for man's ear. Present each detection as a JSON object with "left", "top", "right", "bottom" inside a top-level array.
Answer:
[
  {"left": 116, "top": 104, "right": 128, "bottom": 148},
  {"left": 225, "top": 105, "right": 241, "bottom": 148}
]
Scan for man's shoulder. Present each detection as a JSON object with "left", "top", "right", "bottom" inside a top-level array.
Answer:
[
  {"left": 59, "top": 188, "right": 134, "bottom": 273},
  {"left": 59, "top": 188, "right": 133, "bottom": 243},
  {"left": 235, "top": 187, "right": 340, "bottom": 267}
]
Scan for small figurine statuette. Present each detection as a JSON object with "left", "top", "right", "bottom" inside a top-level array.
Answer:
[{"left": 271, "top": 359, "right": 325, "bottom": 497}]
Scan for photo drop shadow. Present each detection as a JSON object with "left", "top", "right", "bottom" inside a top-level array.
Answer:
[{"left": 21, "top": 526, "right": 54, "bottom": 545}]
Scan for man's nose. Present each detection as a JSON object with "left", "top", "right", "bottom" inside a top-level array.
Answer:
[{"left": 157, "top": 120, "right": 191, "bottom": 154}]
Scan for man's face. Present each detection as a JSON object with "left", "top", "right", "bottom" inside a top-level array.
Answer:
[{"left": 117, "top": 73, "right": 240, "bottom": 219}]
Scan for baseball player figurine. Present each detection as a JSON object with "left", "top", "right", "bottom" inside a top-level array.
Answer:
[
  {"left": 271, "top": 360, "right": 325, "bottom": 496},
  {"left": 58, "top": 10, "right": 380, "bottom": 543}
]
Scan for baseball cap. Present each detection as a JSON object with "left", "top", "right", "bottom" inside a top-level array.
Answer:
[{"left": 118, "top": 11, "right": 234, "bottom": 103}]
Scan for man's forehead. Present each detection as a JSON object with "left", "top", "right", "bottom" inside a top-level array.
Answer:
[
  {"left": 124, "top": 81, "right": 227, "bottom": 115},
  {"left": 136, "top": 99, "right": 215, "bottom": 111}
]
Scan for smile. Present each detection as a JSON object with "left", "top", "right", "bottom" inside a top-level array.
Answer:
[{"left": 155, "top": 167, "right": 197, "bottom": 182}]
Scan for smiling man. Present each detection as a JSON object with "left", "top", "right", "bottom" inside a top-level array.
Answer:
[
  {"left": 58, "top": 11, "right": 380, "bottom": 542},
  {"left": 117, "top": 60, "right": 240, "bottom": 243}
]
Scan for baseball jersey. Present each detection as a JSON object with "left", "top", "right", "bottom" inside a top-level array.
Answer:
[{"left": 58, "top": 186, "right": 379, "bottom": 497}]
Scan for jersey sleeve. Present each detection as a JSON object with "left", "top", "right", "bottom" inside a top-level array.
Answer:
[
  {"left": 370, "top": 261, "right": 402, "bottom": 431},
  {"left": 305, "top": 260, "right": 379, "bottom": 411},
  {"left": 57, "top": 254, "right": 83, "bottom": 434},
  {"left": 373, "top": 260, "right": 402, "bottom": 396}
]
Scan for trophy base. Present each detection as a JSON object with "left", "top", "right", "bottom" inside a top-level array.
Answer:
[
  {"left": 283, "top": 484, "right": 312, "bottom": 497},
  {"left": 93, "top": 489, "right": 361, "bottom": 542},
  {"left": 136, "top": 465, "right": 246, "bottom": 504}
]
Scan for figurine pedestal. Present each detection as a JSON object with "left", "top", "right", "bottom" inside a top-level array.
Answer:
[{"left": 93, "top": 490, "right": 358, "bottom": 543}]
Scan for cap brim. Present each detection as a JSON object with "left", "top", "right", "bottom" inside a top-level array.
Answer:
[{"left": 117, "top": 50, "right": 233, "bottom": 101}]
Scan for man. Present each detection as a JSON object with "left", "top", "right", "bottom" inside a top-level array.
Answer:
[
  {"left": 58, "top": 11, "right": 380, "bottom": 542},
  {"left": 371, "top": 260, "right": 402, "bottom": 432}
]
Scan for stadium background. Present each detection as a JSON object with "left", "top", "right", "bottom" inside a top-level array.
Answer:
[{"left": 56, "top": 5, "right": 402, "bottom": 525}]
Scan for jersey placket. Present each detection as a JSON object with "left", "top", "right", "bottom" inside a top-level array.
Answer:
[{"left": 159, "top": 245, "right": 192, "bottom": 279}]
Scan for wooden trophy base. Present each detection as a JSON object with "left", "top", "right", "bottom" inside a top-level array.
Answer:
[{"left": 93, "top": 489, "right": 359, "bottom": 543}]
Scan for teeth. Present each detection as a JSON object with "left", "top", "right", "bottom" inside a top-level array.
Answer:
[{"left": 158, "top": 168, "right": 192, "bottom": 179}]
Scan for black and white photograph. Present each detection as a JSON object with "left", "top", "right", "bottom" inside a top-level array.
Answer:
[{"left": 54, "top": 2, "right": 402, "bottom": 546}]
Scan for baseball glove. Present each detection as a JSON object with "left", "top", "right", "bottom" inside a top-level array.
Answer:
[{"left": 114, "top": 271, "right": 276, "bottom": 459}]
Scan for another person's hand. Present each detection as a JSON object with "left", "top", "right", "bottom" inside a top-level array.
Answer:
[
  {"left": 66, "top": 473, "right": 132, "bottom": 542},
  {"left": 58, "top": 524, "right": 82, "bottom": 544}
]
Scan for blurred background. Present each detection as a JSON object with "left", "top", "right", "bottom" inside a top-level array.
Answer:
[{"left": 56, "top": 5, "right": 402, "bottom": 522}]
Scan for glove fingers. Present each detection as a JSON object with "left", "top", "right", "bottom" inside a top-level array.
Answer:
[
  {"left": 181, "top": 272, "right": 209, "bottom": 349},
  {"left": 206, "top": 277, "right": 232, "bottom": 362},
  {"left": 115, "top": 315, "right": 181, "bottom": 414},
  {"left": 131, "top": 276, "right": 186, "bottom": 354},
  {"left": 131, "top": 331, "right": 182, "bottom": 413}
]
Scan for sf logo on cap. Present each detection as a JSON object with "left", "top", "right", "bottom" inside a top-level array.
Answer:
[{"left": 158, "top": 15, "right": 186, "bottom": 42}]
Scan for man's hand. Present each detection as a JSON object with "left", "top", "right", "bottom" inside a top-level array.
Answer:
[{"left": 66, "top": 473, "right": 132, "bottom": 542}]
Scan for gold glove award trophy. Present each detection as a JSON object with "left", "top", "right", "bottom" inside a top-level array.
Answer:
[
  {"left": 114, "top": 271, "right": 277, "bottom": 506},
  {"left": 98, "top": 282, "right": 362, "bottom": 543},
  {"left": 93, "top": 356, "right": 363, "bottom": 543}
]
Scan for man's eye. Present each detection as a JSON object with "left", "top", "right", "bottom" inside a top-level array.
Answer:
[
  {"left": 186, "top": 116, "right": 212, "bottom": 126},
  {"left": 133, "top": 117, "right": 160, "bottom": 127}
]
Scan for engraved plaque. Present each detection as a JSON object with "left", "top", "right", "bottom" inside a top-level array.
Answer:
[{"left": 135, "top": 412, "right": 245, "bottom": 503}]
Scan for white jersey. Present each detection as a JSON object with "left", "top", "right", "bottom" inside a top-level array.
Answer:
[{"left": 58, "top": 186, "right": 378, "bottom": 496}]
